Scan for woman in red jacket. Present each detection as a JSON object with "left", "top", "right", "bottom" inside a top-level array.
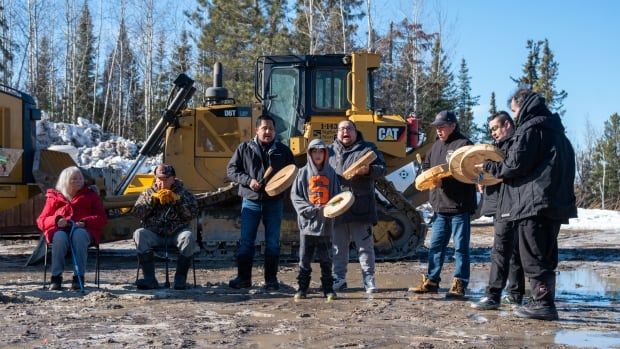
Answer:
[{"left": 36, "top": 166, "right": 107, "bottom": 290}]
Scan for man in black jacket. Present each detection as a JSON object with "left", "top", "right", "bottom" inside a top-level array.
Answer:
[
  {"left": 410, "top": 111, "right": 477, "bottom": 299},
  {"left": 226, "top": 115, "right": 295, "bottom": 290},
  {"left": 472, "top": 111, "right": 525, "bottom": 310},
  {"left": 480, "top": 88, "right": 577, "bottom": 320}
]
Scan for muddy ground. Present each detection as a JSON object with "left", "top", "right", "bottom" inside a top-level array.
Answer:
[{"left": 0, "top": 222, "right": 619, "bottom": 348}]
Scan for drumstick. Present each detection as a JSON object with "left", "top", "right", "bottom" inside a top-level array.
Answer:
[{"left": 259, "top": 166, "right": 273, "bottom": 185}]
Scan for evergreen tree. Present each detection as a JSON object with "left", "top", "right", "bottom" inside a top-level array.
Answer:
[
  {"left": 513, "top": 39, "right": 541, "bottom": 88},
  {"left": 590, "top": 113, "right": 620, "bottom": 209},
  {"left": 488, "top": 92, "right": 497, "bottom": 115},
  {"left": 534, "top": 39, "right": 567, "bottom": 115},
  {"left": 261, "top": 0, "right": 294, "bottom": 55},
  {"left": 374, "top": 18, "right": 435, "bottom": 117},
  {"left": 170, "top": 30, "right": 192, "bottom": 76},
  {"left": 0, "top": 4, "right": 13, "bottom": 85},
  {"left": 455, "top": 58, "right": 479, "bottom": 140},
  {"left": 189, "top": 0, "right": 265, "bottom": 105},
  {"left": 73, "top": 2, "right": 96, "bottom": 121},
  {"left": 34, "top": 35, "right": 54, "bottom": 115},
  {"left": 419, "top": 37, "right": 456, "bottom": 139}
]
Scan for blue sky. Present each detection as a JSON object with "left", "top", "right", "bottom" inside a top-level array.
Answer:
[{"left": 372, "top": 0, "right": 620, "bottom": 148}]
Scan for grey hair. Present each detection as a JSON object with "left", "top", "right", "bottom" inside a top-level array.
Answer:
[{"left": 55, "top": 166, "right": 83, "bottom": 199}]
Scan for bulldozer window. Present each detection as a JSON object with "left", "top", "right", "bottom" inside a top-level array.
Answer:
[
  {"left": 267, "top": 67, "right": 298, "bottom": 144},
  {"left": 314, "top": 69, "right": 349, "bottom": 111}
]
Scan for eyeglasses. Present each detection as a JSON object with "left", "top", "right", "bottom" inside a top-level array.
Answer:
[{"left": 338, "top": 126, "right": 355, "bottom": 132}]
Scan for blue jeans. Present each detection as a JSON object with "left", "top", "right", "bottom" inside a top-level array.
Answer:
[
  {"left": 238, "top": 198, "right": 283, "bottom": 259},
  {"left": 427, "top": 212, "right": 471, "bottom": 286}
]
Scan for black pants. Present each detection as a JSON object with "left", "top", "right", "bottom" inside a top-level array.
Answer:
[
  {"left": 485, "top": 220, "right": 525, "bottom": 300},
  {"left": 297, "top": 235, "right": 333, "bottom": 291},
  {"left": 517, "top": 216, "right": 561, "bottom": 282}
]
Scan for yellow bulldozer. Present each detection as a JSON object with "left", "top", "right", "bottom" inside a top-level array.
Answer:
[{"left": 1, "top": 52, "right": 431, "bottom": 261}]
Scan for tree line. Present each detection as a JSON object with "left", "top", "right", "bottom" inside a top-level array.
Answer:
[{"left": 0, "top": 0, "right": 616, "bottom": 209}]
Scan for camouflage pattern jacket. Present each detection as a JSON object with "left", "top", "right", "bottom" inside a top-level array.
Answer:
[{"left": 131, "top": 179, "right": 198, "bottom": 236}]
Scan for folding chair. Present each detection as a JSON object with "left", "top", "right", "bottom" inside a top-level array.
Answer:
[{"left": 42, "top": 237, "right": 101, "bottom": 289}]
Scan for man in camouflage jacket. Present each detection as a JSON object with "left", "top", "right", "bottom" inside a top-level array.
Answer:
[{"left": 132, "top": 164, "right": 198, "bottom": 290}]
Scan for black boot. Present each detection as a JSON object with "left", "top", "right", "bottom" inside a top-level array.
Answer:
[
  {"left": 174, "top": 255, "right": 193, "bottom": 290},
  {"left": 320, "top": 262, "right": 335, "bottom": 297},
  {"left": 263, "top": 255, "right": 280, "bottom": 291},
  {"left": 50, "top": 275, "right": 63, "bottom": 291},
  {"left": 136, "top": 251, "right": 159, "bottom": 290},
  {"left": 294, "top": 267, "right": 311, "bottom": 299},
  {"left": 229, "top": 256, "right": 253, "bottom": 289},
  {"left": 515, "top": 276, "right": 558, "bottom": 321},
  {"left": 71, "top": 275, "right": 85, "bottom": 290}
]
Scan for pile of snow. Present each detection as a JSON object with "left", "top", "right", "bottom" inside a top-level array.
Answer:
[
  {"left": 473, "top": 208, "right": 620, "bottom": 231},
  {"left": 36, "top": 117, "right": 160, "bottom": 174}
]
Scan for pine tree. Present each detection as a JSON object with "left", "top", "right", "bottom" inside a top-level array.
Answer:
[
  {"left": 73, "top": 2, "right": 96, "bottom": 121},
  {"left": 0, "top": 4, "right": 13, "bottom": 85},
  {"left": 34, "top": 35, "right": 54, "bottom": 115},
  {"left": 513, "top": 39, "right": 541, "bottom": 88},
  {"left": 419, "top": 37, "right": 456, "bottom": 139},
  {"left": 170, "top": 30, "right": 192, "bottom": 76},
  {"left": 455, "top": 58, "right": 479, "bottom": 140},
  {"left": 261, "top": 0, "right": 294, "bottom": 55},
  {"left": 590, "top": 113, "right": 620, "bottom": 209},
  {"left": 534, "top": 39, "right": 567, "bottom": 115},
  {"left": 488, "top": 92, "right": 497, "bottom": 115},
  {"left": 189, "top": 0, "right": 265, "bottom": 104}
]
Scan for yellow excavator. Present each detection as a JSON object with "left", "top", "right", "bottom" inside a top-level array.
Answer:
[{"left": 1, "top": 52, "right": 431, "bottom": 261}]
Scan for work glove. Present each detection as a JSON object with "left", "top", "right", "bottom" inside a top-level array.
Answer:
[{"left": 152, "top": 189, "right": 180, "bottom": 205}]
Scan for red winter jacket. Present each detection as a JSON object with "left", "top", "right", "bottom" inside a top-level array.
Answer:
[{"left": 36, "top": 187, "right": 108, "bottom": 244}]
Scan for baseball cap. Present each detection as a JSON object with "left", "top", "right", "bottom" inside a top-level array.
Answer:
[
  {"left": 154, "top": 164, "right": 176, "bottom": 178},
  {"left": 430, "top": 110, "right": 457, "bottom": 126}
]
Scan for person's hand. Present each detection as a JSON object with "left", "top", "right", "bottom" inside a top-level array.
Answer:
[
  {"left": 76, "top": 221, "right": 86, "bottom": 228},
  {"left": 152, "top": 189, "right": 180, "bottom": 205},
  {"left": 355, "top": 164, "right": 370, "bottom": 176},
  {"left": 474, "top": 163, "right": 485, "bottom": 173},
  {"left": 249, "top": 179, "right": 262, "bottom": 191},
  {"left": 476, "top": 183, "right": 484, "bottom": 193},
  {"left": 57, "top": 218, "right": 68, "bottom": 228},
  {"left": 432, "top": 178, "right": 442, "bottom": 188}
]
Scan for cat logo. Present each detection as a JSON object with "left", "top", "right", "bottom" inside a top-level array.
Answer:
[{"left": 377, "top": 126, "right": 405, "bottom": 142}]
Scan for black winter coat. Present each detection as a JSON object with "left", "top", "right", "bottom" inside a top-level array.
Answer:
[
  {"left": 328, "top": 132, "right": 386, "bottom": 225},
  {"left": 423, "top": 130, "right": 477, "bottom": 214},
  {"left": 479, "top": 134, "right": 514, "bottom": 217},
  {"left": 227, "top": 137, "right": 295, "bottom": 201},
  {"left": 484, "top": 93, "right": 577, "bottom": 222}
]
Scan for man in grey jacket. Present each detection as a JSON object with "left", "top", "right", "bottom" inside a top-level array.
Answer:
[
  {"left": 329, "top": 120, "right": 386, "bottom": 293},
  {"left": 291, "top": 139, "right": 340, "bottom": 300}
]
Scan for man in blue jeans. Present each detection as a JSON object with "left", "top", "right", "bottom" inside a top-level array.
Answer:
[
  {"left": 226, "top": 115, "right": 295, "bottom": 290},
  {"left": 410, "top": 111, "right": 477, "bottom": 299}
]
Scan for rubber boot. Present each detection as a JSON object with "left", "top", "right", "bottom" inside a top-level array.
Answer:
[
  {"left": 263, "top": 255, "right": 280, "bottom": 291},
  {"left": 515, "top": 276, "right": 558, "bottom": 321},
  {"left": 136, "top": 251, "right": 159, "bottom": 290},
  {"left": 229, "top": 256, "right": 252, "bottom": 289},
  {"left": 295, "top": 266, "right": 311, "bottom": 300},
  {"left": 50, "top": 275, "right": 63, "bottom": 291},
  {"left": 174, "top": 254, "right": 193, "bottom": 290}
]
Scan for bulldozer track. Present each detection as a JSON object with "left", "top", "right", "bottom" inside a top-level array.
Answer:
[{"left": 193, "top": 178, "right": 426, "bottom": 262}]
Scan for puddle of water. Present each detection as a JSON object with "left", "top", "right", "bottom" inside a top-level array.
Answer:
[
  {"left": 466, "top": 268, "right": 619, "bottom": 306},
  {"left": 555, "top": 330, "right": 620, "bottom": 349}
]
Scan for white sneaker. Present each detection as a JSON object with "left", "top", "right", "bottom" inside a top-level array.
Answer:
[
  {"left": 364, "top": 275, "right": 378, "bottom": 294},
  {"left": 333, "top": 277, "right": 347, "bottom": 291}
]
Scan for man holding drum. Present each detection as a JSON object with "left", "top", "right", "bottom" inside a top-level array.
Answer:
[
  {"left": 410, "top": 111, "right": 477, "bottom": 299},
  {"left": 226, "top": 115, "right": 295, "bottom": 290},
  {"left": 329, "top": 120, "right": 386, "bottom": 293},
  {"left": 471, "top": 111, "right": 525, "bottom": 310}
]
